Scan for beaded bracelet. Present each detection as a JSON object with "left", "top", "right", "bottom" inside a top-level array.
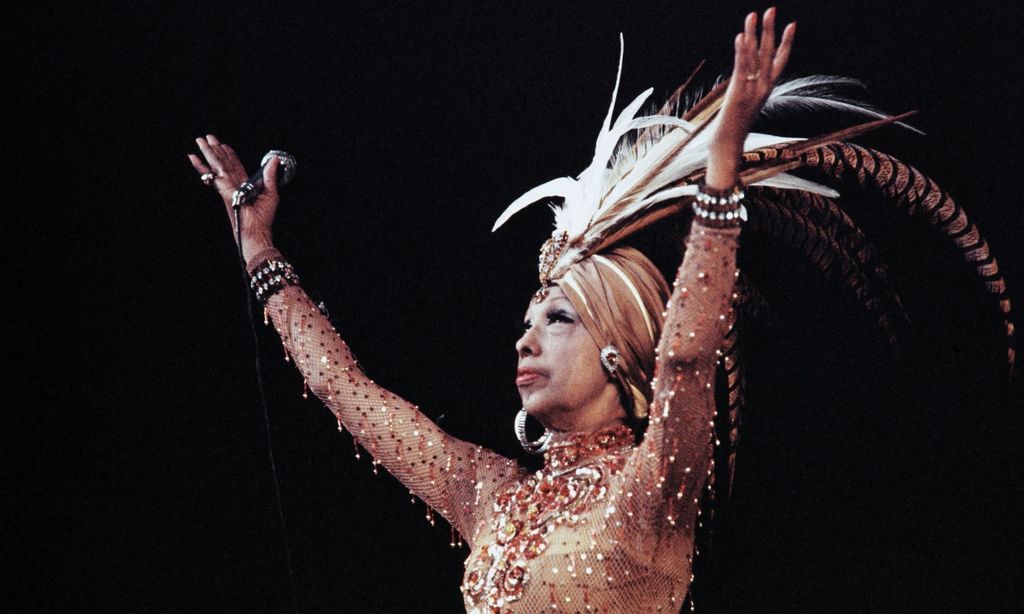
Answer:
[
  {"left": 692, "top": 178, "right": 747, "bottom": 228},
  {"left": 249, "top": 258, "right": 300, "bottom": 304}
]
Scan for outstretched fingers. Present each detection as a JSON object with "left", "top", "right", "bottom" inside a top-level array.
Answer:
[
  {"left": 734, "top": 13, "right": 755, "bottom": 80},
  {"left": 758, "top": 8, "right": 777, "bottom": 81},
  {"left": 188, "top": 153, "right": 211, "bottom": 175},
  {"left": 744, "top": 12, "right": 758, "bottom": 76},
  {"left": 744, "top": 11, "right": 757, "bottom": 48},
  {"left": 195, "top": 136, "right": 227, "bottom": 175},
  {"left": 194, "top": 135, "right": 247, "bottom": 179},
  {"left": 734, "top": 8, "right": 796, "bottom": 87},
  {"left": 218, "top": 142, "right": 245, "bottom": 176},
  {"left": 191, "top": 135, "right": 250, "bottom": 220},
  {"left": 771, "top": 22, "right": 796, "bottom": 82}
]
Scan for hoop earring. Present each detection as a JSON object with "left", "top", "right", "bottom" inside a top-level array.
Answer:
[
  {"left": 600, "top": 345, "right": 620, "bottom": 376},
  {"left": 515, "top": 408, "right": 551, "bottom": 455}
]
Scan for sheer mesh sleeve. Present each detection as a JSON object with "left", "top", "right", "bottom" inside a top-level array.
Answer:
[
  {"left": 250, "top": 251, "right": 525, "bottom": 545},
  {"left": 619, "top": 222, "right": 740, "bottom": 566}
]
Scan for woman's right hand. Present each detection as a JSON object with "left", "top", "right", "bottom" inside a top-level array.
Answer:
[
  {"left": 188, "top": 134, "right": 281, "bottom": 262},
  {"left": 705, "top": 8, "right": 795, "bottom": 190}
]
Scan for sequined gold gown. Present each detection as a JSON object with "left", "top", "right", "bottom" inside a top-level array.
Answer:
[{"left": 256, "top": 221, "right": 739, "bottom": 613}]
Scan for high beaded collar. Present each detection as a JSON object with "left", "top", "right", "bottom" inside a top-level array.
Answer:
[{"left": 543, "top": 423, "right": 636, "bottom": 471}]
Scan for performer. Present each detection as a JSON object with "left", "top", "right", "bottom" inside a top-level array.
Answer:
[{"left": 190, "top": 8, "right": 1011, "bottom": 612}]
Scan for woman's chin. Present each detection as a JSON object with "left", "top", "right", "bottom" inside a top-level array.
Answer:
[
  {"left": 521, "top": 402, "right": 542, "bottom": 417},
  {"left": 521, "top": 391, "right": 576, "bottom": 426},
  {"left": 518, "top": 390, "right": 536, "bottom": 409},
  {"left": 520, "top": 396, "right": 546, "bottom": 417},
  {"left": 521, "top": 400, "right": 562, "bottom": 427}
]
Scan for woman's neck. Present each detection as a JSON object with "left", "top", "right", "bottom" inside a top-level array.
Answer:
[
  {"left": 545, "top": 416, "right": 628, "bottom": 445},
  {"left": 542, "top": 421, "right": 636, "bottom": 471}
]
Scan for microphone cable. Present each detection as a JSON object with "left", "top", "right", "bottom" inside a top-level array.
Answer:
[{"left": 233, "top": 201, "right": 301, "bottom": 614}]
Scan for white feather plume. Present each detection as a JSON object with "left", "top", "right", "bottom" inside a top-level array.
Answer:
[{"left": 761, "top": 75, "right": 923, "bottom": 134}]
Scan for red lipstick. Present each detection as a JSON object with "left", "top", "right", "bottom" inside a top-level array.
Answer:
[{"left": 516, "top": 368, "right": 544, "bottom": 387}]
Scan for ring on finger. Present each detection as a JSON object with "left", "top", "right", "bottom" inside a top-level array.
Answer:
[
  {"left": 200, "top": 172, "right": 217, "bottom": 186},
  {"left": 745, "top": 71, "right": 761, "bottom": 81}
]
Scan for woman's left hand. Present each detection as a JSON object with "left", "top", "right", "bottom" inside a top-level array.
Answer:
[
  {"left": 705, "top": 7, "right": 795, "bottom": 190},
  {"left": 188, "top": 135, "right": 281, "bottom": 264}
]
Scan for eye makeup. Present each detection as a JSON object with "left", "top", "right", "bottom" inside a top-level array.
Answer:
[
  {"left": 522, "top": 307, "right": 576, "bottom": 332},
  {"left": 546, "top": 308, "right": 575, "bottom": 324}
]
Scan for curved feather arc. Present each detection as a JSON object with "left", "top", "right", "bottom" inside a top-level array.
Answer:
[
  {"left": 492, "top": 176, "right": 579, "bottom": 232},
  {"left": 799, "top": 142, "right": 1014, "bottom": 370}
]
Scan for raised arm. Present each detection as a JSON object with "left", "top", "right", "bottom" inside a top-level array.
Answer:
[
  {"left": 188, "top": 138, "right": 524, "bottom": 545},
  {"left": 629, "top": 221, "right": 739, "bottom": 531},
  {"left": 259, "top": 280, "right": 522, "bottom": 544},
  {"left": 624, "top": 8, "right": 794, "bottom": 540}
]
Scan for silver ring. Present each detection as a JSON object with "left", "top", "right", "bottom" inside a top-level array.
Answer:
[{"left": 200, "top": 172, "right": 217, "bottom": 186}]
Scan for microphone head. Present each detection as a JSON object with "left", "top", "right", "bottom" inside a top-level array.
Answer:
[{"left": 262, "top": 150, "right": 297, "bottom": 185}]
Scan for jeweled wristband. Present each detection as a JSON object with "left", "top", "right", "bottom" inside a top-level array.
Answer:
[
  {"left": 693, "top": 178, "right": 747, "bottom": 228},
  {"left": 249, "top": 258, "right": 301, "bottom": 304}
]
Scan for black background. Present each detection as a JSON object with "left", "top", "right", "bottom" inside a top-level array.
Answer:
[{"left": 7, "top": 1, "right": 1022, "bottom": 612}]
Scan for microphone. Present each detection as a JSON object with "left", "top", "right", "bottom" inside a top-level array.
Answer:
[{"left": 231, "top": 150, "right": 297, "bottom": 208}]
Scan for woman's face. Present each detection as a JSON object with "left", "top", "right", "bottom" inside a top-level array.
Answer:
[{"left": 515, "top": 285, "right": 620, "bottom": 430}]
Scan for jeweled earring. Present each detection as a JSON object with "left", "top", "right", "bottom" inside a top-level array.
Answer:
[
  {"left": 515, "top": 408, "right": 551, "bottom": 454},
  {"left": 600, "top": 345, "right": 620, "bottom": 376}
]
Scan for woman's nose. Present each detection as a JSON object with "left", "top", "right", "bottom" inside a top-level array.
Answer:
[{"left": 516, "top": 328, "right": 538, "bottom": 358}]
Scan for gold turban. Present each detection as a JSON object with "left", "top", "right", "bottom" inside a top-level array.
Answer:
[{"left": 554, "top": 246, "right": 670, "bottom": 419}]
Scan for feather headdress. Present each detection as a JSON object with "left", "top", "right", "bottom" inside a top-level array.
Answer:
[{"left": 492, "top": 35, "right": 912, "bottom": 287}]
